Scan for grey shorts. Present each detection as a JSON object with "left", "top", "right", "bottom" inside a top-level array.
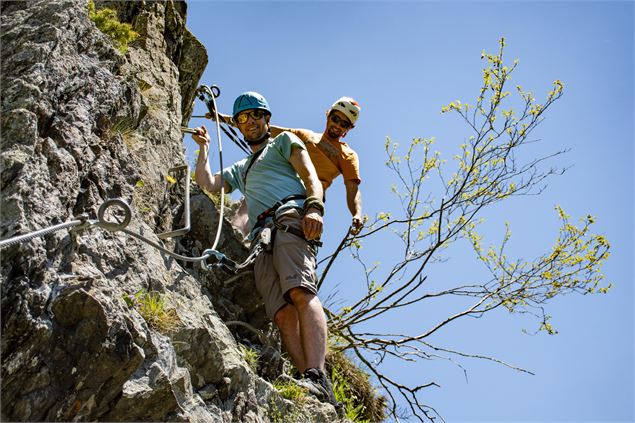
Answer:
[{"left": 253, "top": 209, "right": 318, "bottom": 320}]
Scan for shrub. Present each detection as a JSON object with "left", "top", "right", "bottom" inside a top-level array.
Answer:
[
  {"left": 88, "top": 0, "right": 139, "bottom": 53},
  {"left": 327, "top": 348, "right": 387, "bottom": 422}
]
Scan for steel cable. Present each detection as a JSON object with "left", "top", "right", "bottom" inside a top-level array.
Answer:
[
  {"left": 0, "top": 199, "right": 260, "bottom": 272},
  {"left": 0, "top": 219, "right": 85, "bottom": 249}
]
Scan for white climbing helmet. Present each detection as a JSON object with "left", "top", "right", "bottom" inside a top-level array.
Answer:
[{"left": 328, "top": 96, "right": 361, "bottom": 126}]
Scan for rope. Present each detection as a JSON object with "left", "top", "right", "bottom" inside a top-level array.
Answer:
[
  {"left": 204, "top": 86, "right": 225, "bottom": 252},
  {"left": 220, "top": 123, "right": 250, "bottom": 155}
]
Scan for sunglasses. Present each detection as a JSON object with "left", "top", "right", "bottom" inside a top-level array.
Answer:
[
  {"left": 235, "top": 110, "right": 267, "bottom": 124},
  {"left": 330, "top": 114, "right": 353, "bottom": 129}
]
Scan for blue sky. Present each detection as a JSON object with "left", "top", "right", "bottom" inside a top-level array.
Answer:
[{"left": 184, "top": 1, "right": 634, "bottom": 421}]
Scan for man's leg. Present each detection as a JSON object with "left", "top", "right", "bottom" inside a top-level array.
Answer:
[
  {"left": 287, "top": 287, "right": 327, "bottom": 371},
  {"left": 288, "top": 287, "right": 341, "bottom": 410},
  {"left": 274, "top": 303, "right": 306, "bottom": 372},
  {"left": 272, "top": 210, "right": 327, "bottom": 369},
  {"left": 271, "top": 210, "right": 340, "bottom": 408},
  {"left": 253, "top": 240, "right": 307, "bottom": 371}
]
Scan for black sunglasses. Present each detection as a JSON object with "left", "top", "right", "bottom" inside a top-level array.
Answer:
[
  {"left": 236, "top": 110, "right": 267, "bottom": 124},
  {"left": 330, "top": 114, "right": 353, "bottom": 129}
]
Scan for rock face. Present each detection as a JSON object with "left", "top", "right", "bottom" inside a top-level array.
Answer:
[{"left": 0, "top": 1, "right": 338, "bottom": 421}]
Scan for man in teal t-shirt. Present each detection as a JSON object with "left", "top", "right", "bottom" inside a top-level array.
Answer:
[
  {"left": 192, "top": 92, "right": 339, "bottom": 409},
  {"left": 222, "top": 131, "right": 310, "bottom": 237}
]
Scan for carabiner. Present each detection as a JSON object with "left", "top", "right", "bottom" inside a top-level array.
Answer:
[
  {"left": 197, "top": 85, "right": 220, "bottom": 101},
  {"left": 201, "top": 248, "right": 237, "bottom": 274}
]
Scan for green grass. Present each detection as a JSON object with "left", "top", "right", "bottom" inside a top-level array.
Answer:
[
  {"left": 124, "top": 290, "right": 181, "bottom": 334},
  {"left": 239, "top": 344, "right": 259, "bottom": 373},
  {"left": 272, "top": 379, "right": 308, "bottom": 403},
  {"left": 203, "top": 189, "right": 231, "bottom": 208},
  {"left": 332, "top": 366, "right": 368, "bottom": 422},
  {"left": 268, "top": 396, "right": 305, "bottom": 423}
]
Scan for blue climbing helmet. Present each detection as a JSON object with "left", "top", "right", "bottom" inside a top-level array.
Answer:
[{"left": 232, "top": 91, "right": 271, "bottom": 118}]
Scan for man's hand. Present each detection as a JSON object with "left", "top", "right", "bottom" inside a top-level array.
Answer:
[
  {"left": 192, "top": 125, "right": 211, "bottom": 148},
  {"left": 350, "top": 215, "right": 363, "bottom": 235},
  {"left": 303, "top": 208, "right": 323, "bottom": 240}
]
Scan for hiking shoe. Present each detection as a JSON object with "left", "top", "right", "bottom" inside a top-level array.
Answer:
[
  {"left": 278, "top": 373, "right": 327, "bottom": 399},
  {"left": 303, "top": 368, "right": 343, "bottom": 410}
]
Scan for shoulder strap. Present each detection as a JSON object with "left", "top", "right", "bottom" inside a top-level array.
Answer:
[{"left": 243, "top": 143, "right": 268, "bottom": 184}]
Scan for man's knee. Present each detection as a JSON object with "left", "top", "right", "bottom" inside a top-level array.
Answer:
[
  {"left": 287, "top": 286, "right": 317, "bottom": 308},
  {"left": 274, "top": 304, "right": 295, "bottom": 329}
]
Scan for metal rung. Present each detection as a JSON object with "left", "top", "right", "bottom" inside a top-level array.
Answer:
[{"left": 158, "top": 165, "right": 191, "bottom": 239}]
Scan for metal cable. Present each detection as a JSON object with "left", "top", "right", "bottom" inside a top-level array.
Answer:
[
  {"left": 0, "top": 197, "right": 259, "bottom": 272},
  {"left": 0, "top": 219, "right": 85, "bottom": 249},
  {"left": 2, "top": 85, "right": 258, "bottom": 270},
  {"left": 120, "top": 228, "right": 211, "bottom": 263}
]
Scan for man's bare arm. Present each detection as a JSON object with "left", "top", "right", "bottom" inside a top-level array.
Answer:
[
  {"left": 288, "top": 146, "right": 324, "bottom": 240},
  {"left": 344, "top": 180, "right": 363, "bottom": 235},
  {"left": 192, "top": 125, "right": 231, "bottom": 193}
]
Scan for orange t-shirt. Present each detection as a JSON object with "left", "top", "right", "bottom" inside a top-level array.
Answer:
[{"left": 286, "top": 129, "right": 361, "bottom": 190}]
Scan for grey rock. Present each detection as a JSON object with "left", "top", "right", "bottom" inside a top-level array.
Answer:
[{"left": 1, "top": 1, "right": 339, "bottom": 422}]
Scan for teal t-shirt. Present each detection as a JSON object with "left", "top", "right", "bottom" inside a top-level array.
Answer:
[{"left": 222, "top": 132, "right": 307, "bottom": 233}]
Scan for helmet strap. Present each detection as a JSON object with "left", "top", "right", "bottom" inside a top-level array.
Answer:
[{"left": 245, "top": 130, "right": 271, "bottom": 146}]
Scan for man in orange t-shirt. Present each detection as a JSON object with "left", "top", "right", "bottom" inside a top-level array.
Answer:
[
  {"left": 209, "top": 97, "right": 364, "bottom": 235},
  {"left": 269, "top": 97, "right": 363, "bottom": 235}
]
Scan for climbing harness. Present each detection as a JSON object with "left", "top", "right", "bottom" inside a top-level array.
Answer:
[
  {"left": 252, "top": 195, "right": 323, "bottom": 250},
  {"left": 253, "top": 194, "right": 307, "bottom": 228}
]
